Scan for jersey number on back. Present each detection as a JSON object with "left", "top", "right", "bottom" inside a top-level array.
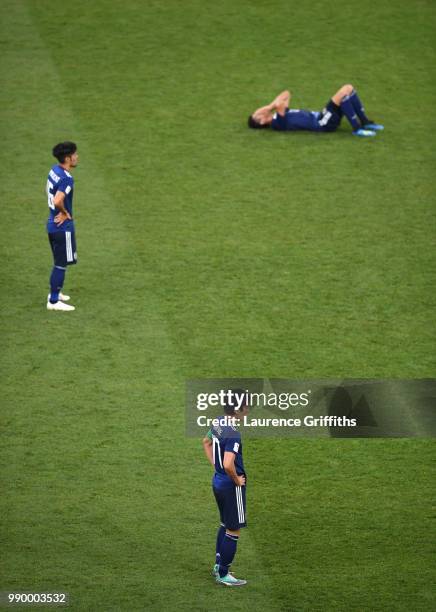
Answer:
[{"left": 46, "top": 180, "right": 55, "bottom": 210}]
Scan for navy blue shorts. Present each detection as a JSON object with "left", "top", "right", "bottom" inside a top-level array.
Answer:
[
  {"left": 317, "top": 99, "right": 342, "bottom": 132},
  {"left": 213, "top": 485, "right": 247, "bottom": 530},
  {"left": 48, "top": 231, "right": 77, "bottom": 268}
]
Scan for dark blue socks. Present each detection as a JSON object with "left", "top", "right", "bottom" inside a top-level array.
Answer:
[
  {"left": 218, "top": 533, "right": 239, "bottom": 577},
  {"left": 340, "top": 95, "right": 360, "bottom": 131},
  {"left": 49, "top": 266, "right": 65, "bottom": 303},
  {"left": 341, "top": 89, "right": 371, "bottom": 129},
  {"left": 216, "top": 525, "right": 226, "bottom": 565},
  {"left": 348, "top": 90, "right": 370, "bottom": 125}
]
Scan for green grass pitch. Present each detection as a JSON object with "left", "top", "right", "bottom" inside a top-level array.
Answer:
[{"left": 1, "top": 0, "right": 435, "bottom": 610}]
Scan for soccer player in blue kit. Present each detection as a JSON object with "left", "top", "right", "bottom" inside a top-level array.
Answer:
[
  {"left": 46, "top": 142, "right": 79, "bottom": 311},
  {"left": 202, "top": 392, "right": 249, "bottom": 586},
  {"left": 248, "top": 83, "right": 384, "bottom": 137}
]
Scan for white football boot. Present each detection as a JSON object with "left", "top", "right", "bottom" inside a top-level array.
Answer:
[
  {"left": 47, "top": 292, "right": 70, "bottom": 302},
  {"left": 47, "top": 300, "right": 75, "bottom": 311}
]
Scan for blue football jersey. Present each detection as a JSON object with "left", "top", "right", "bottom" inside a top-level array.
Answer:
[
  {"left": 271, "top": 108, "right": 321, "bottom": 132},
  {"left": 46, "top": 164, "right": 75, "bottom": 233},
  {"left": 210, "top": 416, "right": 246, "bottom": 489}
]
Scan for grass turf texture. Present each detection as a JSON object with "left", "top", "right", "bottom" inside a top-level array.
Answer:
[{"left": 1, "top": 0, "right": 435, "bottom": 610}]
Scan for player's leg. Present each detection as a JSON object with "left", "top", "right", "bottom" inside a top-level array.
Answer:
[
  {"left": 334, "top": 84, "right": 384, "bottom": 130},
  {"left": 214, "top": 523, "right": 226, "bottom": 575},
  {"left": 58, "top": 231, "right": 77, "bottom": 301},
  {"left": 48, "top": 233, "right": 66, "bottom": 304},
  {"left": 213, "top": 523, "right": 226, "bottom": 576},
  {"left": 348, "top": 90, "right": 384, "bottom": 131},
  {"left": 47, "top": 233, "right": 75, "bottom": 311},
  {"left": 331, "top": 84, "right": 376, "bottom": 137},
  {"left": 212, "top": 487, "right": 226, "bottom": 576},
  {"left": 49, "top": 265, "right": 66, "bottom": 303},
  {"left": 215, "top": 485, "right": 247, "bottom": 586},
  {"left": 331, "top": 83, "right": 354, "bottom": 106},
  {"left": 217, "top": 529, "right": 246, "bottom": 585}
]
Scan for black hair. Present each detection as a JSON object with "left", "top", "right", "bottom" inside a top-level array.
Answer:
[
  {"left": 52, "top": 141, "right": 77, "bottom": 163},
  {"left": 248, "top": 115, "right": 269, "bottom": 129},
  {"left": 224, "top": 389, "right": 249, "bottom": 415}
]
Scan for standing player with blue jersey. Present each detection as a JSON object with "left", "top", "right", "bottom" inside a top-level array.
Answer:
[
  {"left": 248, "top": 84, "right": 384, "bottom": 137},
  {"left": 46, "top": 142, "right": 79, "bottom": 311},
  {"left": 202, "top": 392, "right": 249, "bottom": 586}
]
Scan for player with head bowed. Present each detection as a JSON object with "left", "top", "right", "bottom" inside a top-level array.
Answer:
[
  {"left": 202, "top": 390, "right": 250, "bottom": 586},
  {"left": 248, "top": 84, "right": 384, "bottom": 137}
]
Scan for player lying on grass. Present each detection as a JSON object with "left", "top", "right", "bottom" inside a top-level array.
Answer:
[{"left": 248, "top": 84, "right": 384, "bottom": 137}]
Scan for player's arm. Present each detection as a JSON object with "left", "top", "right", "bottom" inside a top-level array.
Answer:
[
  {"left": 53, "top": 184, "right": 72, "bottom": 226},
  {"left": 223, "top": 452, "right": 245, "bottom": 486},
  {"left": 202, "top": 430, "right": 214, "bottom": 468},
  {"left": 270, "top": 90, "right": 291, "bottom": 116}
]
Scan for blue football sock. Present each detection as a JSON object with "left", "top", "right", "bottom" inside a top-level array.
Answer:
[
  {"left": 349, "top": 90, "right": 370, "bottom": 125},
  {"left": 340, "top": 95, "right": 361, "bottom": 131},
  {"left": 216, "top": 525, "right": 226, "bottom": 564},
  {"left": 218, "top": 533, "right": 238, "bottom": 577},
  {"left": 49, "top": 266, "right": 65, "bottom": 303}
]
